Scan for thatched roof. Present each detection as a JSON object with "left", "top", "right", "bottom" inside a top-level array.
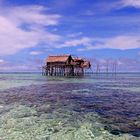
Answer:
[{"left": 46, "top": 55, "right": 71, "bottom": 63}]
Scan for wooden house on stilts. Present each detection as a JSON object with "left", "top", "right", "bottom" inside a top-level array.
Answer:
[{"left": 42, "top": 54, "right": 91, "bottom": 76}]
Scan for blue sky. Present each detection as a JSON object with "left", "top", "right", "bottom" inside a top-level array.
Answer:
[{"left": 0, "top": 0, "right": 140, "bottom": 71}]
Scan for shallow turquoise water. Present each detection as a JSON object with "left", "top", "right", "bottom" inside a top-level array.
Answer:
[{"left": 0, "top": 73, "right": 140, "bottom": 140}]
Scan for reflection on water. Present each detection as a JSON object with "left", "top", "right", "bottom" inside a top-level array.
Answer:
[{"left": 0, "top": 73, "right": 140, "bottom": 140}]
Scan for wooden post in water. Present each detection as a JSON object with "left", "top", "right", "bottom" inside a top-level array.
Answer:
[
  {"left": 106, "top": 60, "right": 109, "bottom": 74},
  {"left": 96, "top": 63, "right": 100, "bottom": 74}
]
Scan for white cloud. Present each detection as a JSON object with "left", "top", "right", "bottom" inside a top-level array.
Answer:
[
  {"left": 0, "top": 64, "right": 39, "bottom": 72},
  {"left": 90, "top": 58, "right": 140, "bottom": 72},
  {"left": 0, "top": 59, "right": 41, "bottom": 72},
  {"left": 0, "top": 5, "right": 61, "bottom": 55},
  {"left": 6, "top": 5, "right": 61, "bottom": 26},
  {"left": 89, "top": 0, "right": 140, "bottom": 13},
  {"left": 121, "top": 0, "right": 140, "bottom": 8},
  {"left": 0, "top": 59, "right": 5, "bottom": 63},
  {"left": 57, "top": 37, "right": 92, "bottom": 48},
  {"left": 55, "top": 35, "right": 140, "bottom": 51},
  {"left": 30, "top": 51, "right": 42, "bottom": 55},
  {"left": 106, "top": 36, "right": 140, "bottom": 49},
  {"left": 77, "top": 35, "right": 140, "bottom": 51}
]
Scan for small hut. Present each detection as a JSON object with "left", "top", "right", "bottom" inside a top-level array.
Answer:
[{"left": 42, "top": 54, "right": 91, "bottom": 76}]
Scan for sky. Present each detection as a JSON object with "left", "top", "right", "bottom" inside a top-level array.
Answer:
[{"left": 0, "top": 0, "right": 140, "bottom": 72}]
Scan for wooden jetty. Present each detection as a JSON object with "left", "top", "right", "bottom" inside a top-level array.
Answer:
[{"left": 42, "top": 54, "right": 91, "bottom": 76}]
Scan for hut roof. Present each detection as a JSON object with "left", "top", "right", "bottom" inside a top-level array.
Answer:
[{"left": 46, "top": 55, "right": 71, "bottom": 63}]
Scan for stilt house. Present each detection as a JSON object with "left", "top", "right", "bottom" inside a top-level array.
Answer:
[{"left": 42, "top": 54, "right": 91, "bottom": 76}]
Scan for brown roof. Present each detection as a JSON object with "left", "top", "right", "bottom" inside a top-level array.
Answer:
[{"left": 46, "top": 55, "right": 71, "bottom": 63}]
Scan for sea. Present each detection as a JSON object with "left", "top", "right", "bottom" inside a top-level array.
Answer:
[{"left": 0, "top": 72, "right": 140, "bottom": 140}]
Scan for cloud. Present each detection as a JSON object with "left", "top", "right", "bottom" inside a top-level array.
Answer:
[
  {"left": 106, "top": 36, "right": 140, "bottom": 49},
  {"left": 0, "top": 5, "right": 61, "bottom": 55},
  {"left": 0, "top": 59, "right": 42, "bottom": 72},
  {"left": 30, "top": 51, "right": 42, "bottom": 55},
  {"left": 57, "top": 37, "right": 92, "bottom": 48},
  {"left": 101, "top": 0, "right": 140, "bottom": 10},
  {"left": 0, "top": 64, "right": 39, "bottom": 72},
  {"left": 55, "top": 35, "right": 140, "bottom": 51},
  {"left": 89, "top": 57, "right": 140, "bottom": 72},
  {"left": 0, "top": 59, "right": 5, "bottom": 63},
  {"left": 76, "top": 35, "right": 140, "bottom": 51},
  {"left": 121, "top": 0, "right": 140, "bottom": 8},
  {"left": 6, "top": 5, "right": 61, "bottom": 26},
  {"left": 85, "top": 0, "right": 140, "bottom": 15},
  {"left": 117, "top": 57, "right": 140, "bottom": 71}
]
